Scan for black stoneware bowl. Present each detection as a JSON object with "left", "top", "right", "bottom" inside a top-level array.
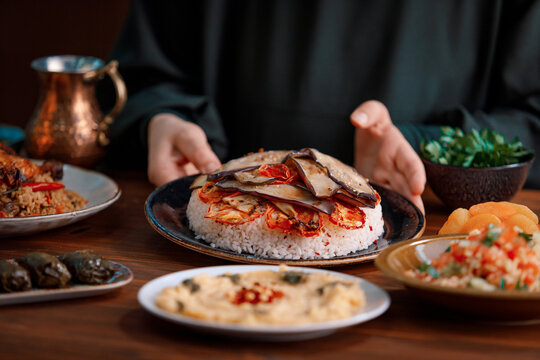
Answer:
[{"left": 422, "top": 154, "right": 534, "bottom": 209}]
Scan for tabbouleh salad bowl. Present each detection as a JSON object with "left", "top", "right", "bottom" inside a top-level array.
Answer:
[{"left": 376, "top": 234, "right": 540, "bottom": 322}]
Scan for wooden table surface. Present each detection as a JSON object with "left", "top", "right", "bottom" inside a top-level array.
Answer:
[{"left": 1, "top": 170, "right": 540, "bottom": 360}]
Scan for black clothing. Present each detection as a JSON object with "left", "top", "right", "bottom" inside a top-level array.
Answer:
[{"left": 103, "top": 0, "right": 540, "bottom": 187}]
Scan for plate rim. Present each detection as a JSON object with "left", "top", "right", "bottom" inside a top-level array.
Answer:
[
  {"left": 137, "top": 264, "right": 390, "bottom": 334},
  {"left": 144, "top": 176, "right": 425, "bottom": 266},
  {"left": 0, "top": 163, "right": 121, "bottom": 223},
  {"left": 375, "top": 234, "right": 540, "bottom": 301}
]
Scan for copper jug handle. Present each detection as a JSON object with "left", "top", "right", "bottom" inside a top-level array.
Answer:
[{"left": 83, "top": 60, "right": 127, "bottom": 146}]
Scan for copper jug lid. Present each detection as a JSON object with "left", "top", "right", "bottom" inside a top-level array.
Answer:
[{"left": 31, "top": 55, "right": 104, "bottom": 74}]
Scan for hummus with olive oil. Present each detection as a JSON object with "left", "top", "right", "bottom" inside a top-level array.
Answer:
[{"left": 155, "top": 265, "right": 365, "bottom": 325}]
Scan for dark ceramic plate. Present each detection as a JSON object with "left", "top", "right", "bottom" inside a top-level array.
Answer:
[{"left": 145, "top": 175, "right": 425, "bottom": 266}]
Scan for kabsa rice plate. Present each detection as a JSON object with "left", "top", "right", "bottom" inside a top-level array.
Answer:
[{"left": 0, "top": 145, "right": 86, "bottom": 217}]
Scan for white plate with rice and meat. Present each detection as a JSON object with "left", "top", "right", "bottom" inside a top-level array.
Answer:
[
  {"left": 145, "top": 149, "right": 424, "bottom": 266},
  {"left": 0, "top": 147, "right": 121, "bottom": 236}
]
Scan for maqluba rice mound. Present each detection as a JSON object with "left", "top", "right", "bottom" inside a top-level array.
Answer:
[
  {"left": 186, "top": 149, "right": 384, "bottom": 259},
  {"left": 0, "top": 145, "right": 86, "bottom": 217},
  {"left": 156, "top": 265, "right": 366, "bottom": 325}
]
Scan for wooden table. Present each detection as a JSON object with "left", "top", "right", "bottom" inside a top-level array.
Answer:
[{"left": 1, "top": 170, "right": 539, "bottom": 359}]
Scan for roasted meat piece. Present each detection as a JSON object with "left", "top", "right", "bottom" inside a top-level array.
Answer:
[{"left": 0, "top": 145, "right": 63, "bottom": 187}]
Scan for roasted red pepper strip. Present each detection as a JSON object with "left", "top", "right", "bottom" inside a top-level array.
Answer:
[
  {"left": 22, "top": 182, "right": 65, "bottom": 192},
  {"left": 258, "top": 164, "right": 291, "bottom": 180}
]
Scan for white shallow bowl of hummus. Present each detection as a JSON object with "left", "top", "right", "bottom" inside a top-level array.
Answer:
[{"left": 138, "top": 265, "right": 390, "bottom": 341}]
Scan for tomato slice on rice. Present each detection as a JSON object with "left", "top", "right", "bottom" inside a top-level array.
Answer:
[
  {"left": 329, "top": 200, "right": 366, "bottom": 230},
  {"left": 266, "top": 207, "right": 295, "bottom": 233},
  {"left": 205, "top": 200, "right": 268, "bottom": 225},
  {"left": 198, "top": 182, "right": 240, "bottom": 204},
  {"left": 265, "top": 205, "right": 322, "bottom": 237}
]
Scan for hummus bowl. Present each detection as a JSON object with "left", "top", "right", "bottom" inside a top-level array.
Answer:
[{"left": 138, "top": 265, "right": 390, "bottom": 341}]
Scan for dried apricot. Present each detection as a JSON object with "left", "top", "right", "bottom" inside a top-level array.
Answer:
[
  {"left": 461, "top": 213, "right": 502, "bottom": 233},
  {"left": 438, "top": 208, "right": 470, "bottom": 235},
  {"left": 504, "top": 213, "right": 538, "bottom": 234},
  {"left": 469, "top": 201, "right": 516, "bottom": 220},
  {"left": 506, "top": 203, "right": 539, "bottom": 224}
]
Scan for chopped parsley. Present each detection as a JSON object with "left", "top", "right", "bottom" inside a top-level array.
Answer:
[
  {"left": 282, "top": 271, "right": 307, "bottom": 285},
  {"left": 418, "top": 262, "right": 439, "bottom": 278},
  {"left": 182, "top": 278, "right": 200, "bottom": 293},
  {"left": 417, "top": 262, "right": 430, "bottom": 272},
  {"left": 515, "top": 278, "right": 529, "bottom": 291},
  {"left": 519, "top": 232, "right": 532, "bottom": 242},
  {"left": 316, "top": 281, "right": 349, "bottom": 295},
  {"left": 482, "top": 226, "right": 501, "bottom": 247},
  {"left": 221, "top": 273, "right": 240, "bottom": 284},
  {"left": 420, "top": 126, "right": 531, "bottom": 167},
  {"left": 441, "top": 264, "right": 462, "bottom": 277}
]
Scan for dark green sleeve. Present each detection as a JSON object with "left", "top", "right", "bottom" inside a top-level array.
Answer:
[
  {"left": 102, "top": 0, "right": 227, "bottom": 169},
  {"left": 404, "top": 1, "right": 540, "bottom": 188},
  {"left": 396, "top": 124, "right": 442, "bottom": 153}
]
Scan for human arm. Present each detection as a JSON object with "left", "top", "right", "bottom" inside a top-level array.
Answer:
[
  {"left": 350, "top": 101, "right": 426, "bottom": 213},
  {"left": 147, "top": 113, "right": 221, "bottom": 186},
  {"left": 101, "top": 0, "right": 228, "bottom": 175}
]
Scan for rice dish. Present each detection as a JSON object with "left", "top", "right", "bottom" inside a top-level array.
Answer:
[
  {"left": 0, "top": 146, "right": 86, "bottom": 217},
  {"left": 0, "top": 174, "right": 86, "bottom": 217},
  {"left": 186, "top": 149, "right": 384, "bottom": 260},
  {"left": 187, "top": 191, "right": 383, "bottom": 259}
]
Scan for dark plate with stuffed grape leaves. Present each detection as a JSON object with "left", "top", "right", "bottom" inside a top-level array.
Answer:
[{"left": 0, "top": 252, "right": 132, "bottom": 306}]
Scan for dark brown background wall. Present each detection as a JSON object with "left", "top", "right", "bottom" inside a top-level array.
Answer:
[{"left": 0, "top": 0, "right": 131, "bottom": 128}]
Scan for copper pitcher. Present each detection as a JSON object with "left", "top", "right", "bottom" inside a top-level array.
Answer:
[{"left": 25, "top": 55, "right": 127, "bottom": 167}]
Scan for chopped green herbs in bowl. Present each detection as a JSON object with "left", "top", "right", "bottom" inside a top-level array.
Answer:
[
  {"left": 420, "top": 127, "right": 532, "bottom": 168},
  {"left": 420, "top": 127, "right": 534, "bottom": 209}
]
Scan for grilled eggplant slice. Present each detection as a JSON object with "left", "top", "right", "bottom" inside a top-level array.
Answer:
[
  {"left": 302, "top": 148, "right": 377, "bottom": 205},
  {"left": 189, "top": 174, "right": 208, "bottom": 190},
  {"left": 216, "top": 179, "right": 335, "bottom": 215},
  {"left": 287, "top": 157, "right": 341, "bottom": 198},
  {"left": 208, "top": 150, "right": 290, "bottom": 180}
]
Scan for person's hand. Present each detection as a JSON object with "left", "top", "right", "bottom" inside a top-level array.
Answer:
[
  {"left": 147, "top": 113, "right": 221, "bottom": 186},
  {"left": 350, "top": 100, "right": 425, "bottom": 213}
]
